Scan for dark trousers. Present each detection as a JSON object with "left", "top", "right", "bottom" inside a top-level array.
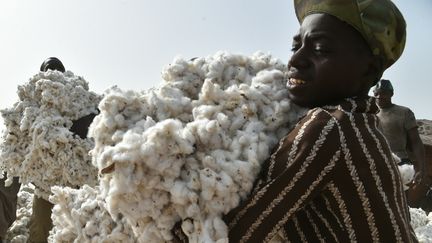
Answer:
[
  {"left": 28, "top": 196, "right": 54, "bottom": 243},
  {"left": 0, "top": 175, "right": 20, "bottom": 240}
]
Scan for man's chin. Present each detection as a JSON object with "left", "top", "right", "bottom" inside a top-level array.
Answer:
[{"left": 291, "top": 98, "right": 313, "bottom": 109}]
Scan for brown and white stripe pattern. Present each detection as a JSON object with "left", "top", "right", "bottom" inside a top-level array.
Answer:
[{"left": 225, "top": 97, "right": 418, "bottom": 243}]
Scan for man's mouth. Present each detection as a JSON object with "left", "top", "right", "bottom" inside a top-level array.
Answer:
[{"left": 288, "top": 78, "right": 306, "bottom": 86}]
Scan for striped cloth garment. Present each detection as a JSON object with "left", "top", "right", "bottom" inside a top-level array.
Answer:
[{"left": 224, "top": 96, "right": 418, "bottom": 243}]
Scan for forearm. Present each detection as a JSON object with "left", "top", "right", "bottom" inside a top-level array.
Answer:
[
  {"left": 70, "top": 112, "right": 98, "bottom": 139},
  {"left": 407, "top": 128, "right": 426, "bottom": 175},
  {"left": 411, "top": 142, "right": 426, "bottom": 180}
]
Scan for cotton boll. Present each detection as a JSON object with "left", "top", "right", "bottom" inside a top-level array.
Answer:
[
  {"left": 179, "top": 128, "right": 196, "bottom": 153},
  {"left": 213, "top": 171, "right": 239, "bottom": 206},
  {"left": 222, "top": 65, "right": 237, "bottom": 82},
  {"left": 200, "top": 168, "right": 218, "bottom": 201},
  {"left": 201, "top": 218, "right": 217, "bottom": 243},
  {"left": 229, "top": 113, "right": 247, "bottom": 132},
  {"left": 184, "top": 169, "right": 201, "bottom": 191},
  {"left": 257, "top": 134, "right": 271, "bottom": 161},
  {"left": 152, "top": 86, "right": 193, "bottom": 121},
  {"left": 212, "top": 216, "right": 228, "bottom": 241},
  {"left": 83, "top": 221, "right": 98, "bottom": 237},
  {"left": 114, "top": 113, "right": 126, "bottom": 127},
  {"left": 164, "top": 57, "right": 189, "bottom": 77},
  {"left": 171, "top": 181, "right": 191, "bottom": 205},
  {"left": 192, "top": 105, "right": 222, "bottom": 120},
  {"left": 207, "top": 60, "right": 225, "bottom": 82},
  {"left": 184, "top": 203, "right": 201, "bottom": 219},
  {"left": 202, "top": 156, "right": 219, "bottom": 173},
  {"left": 199, "top": 79, "right": 225, "bottom": 104},
  {"left": 205, "top": 120, "right": 219, "bottom": 133},
  {"left": 181, "top": 218, "right": 195, "bottom": 237}
]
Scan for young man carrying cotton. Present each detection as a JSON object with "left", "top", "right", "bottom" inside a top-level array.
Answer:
[
  {"left": 28, "top": 57, "right": 98, "bottom": 243},
  {"left": 225, "top": 0, "right": 418, "bottom": 242},
  {"left": 174, "top": 0, "right": 417, "bottom": 242}
]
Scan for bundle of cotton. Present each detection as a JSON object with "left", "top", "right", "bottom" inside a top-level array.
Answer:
[
  {"left": 4, "top": 183, "right": 34, "bottom": 243},
  {"left": 89, "top": 51, "right": 307, "bottom": 242},
  {"left": 0, "top": 70, "right": 101, "bottom": 199},
  {"left": 48, "top": 185, "right": 137, "bottom": 242}
]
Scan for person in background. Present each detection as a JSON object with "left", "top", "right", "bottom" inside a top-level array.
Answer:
[
  {"left": 28, "top": 57, "right": 97, "bottom": 243},
  {"left": 173, "top": 0, "right": 418, "bottom": 242},
  {"left": 374, "top": 79, "right": 428, "bottom": 207},
  {"left": 0, "top": 176, "right": 20, "bottom": 242}
]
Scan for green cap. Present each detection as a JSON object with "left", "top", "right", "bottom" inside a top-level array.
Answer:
[
  {"left": 374, "top": 79, "right": 394, "bottom": 92},
  {"left": 294, "top": 0, "right": 406, "bottom": 70}
]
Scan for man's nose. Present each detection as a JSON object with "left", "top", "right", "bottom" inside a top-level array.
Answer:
[{"left": 288, "top": 47, "right": 310, "bottom": 69}]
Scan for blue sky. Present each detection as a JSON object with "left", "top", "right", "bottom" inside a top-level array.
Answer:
[{"left": 1, "top": 0, "right": 431, "bottom": 129}]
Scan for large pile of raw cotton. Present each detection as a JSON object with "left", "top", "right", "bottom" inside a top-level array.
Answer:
[
  {"left": 0, "top": 70, "right": 101, "bottom": 200},
  {"left": 88, "top": 51, "right": 307, "bottom": 242}
]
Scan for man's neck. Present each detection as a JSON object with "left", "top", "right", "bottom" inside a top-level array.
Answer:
[{"left": 379, "top": 103, "right": 394, "bottom": 109}]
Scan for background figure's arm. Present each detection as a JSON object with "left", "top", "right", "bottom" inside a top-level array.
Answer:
[
  {"left": 70, "top": 113, "right": 98, "bottom": 139},
  {"left": 407, "top": 127, "right": 426, "bottom": 183}
]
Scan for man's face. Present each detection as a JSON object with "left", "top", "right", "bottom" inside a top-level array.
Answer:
[
  {"left": 287, "top": 13, "right": 373, "bottom": 108},
  {"left": 374, "top": 89, "right": 393, "bottom": 108}
]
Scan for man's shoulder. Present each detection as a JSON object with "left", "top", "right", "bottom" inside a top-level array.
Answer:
[
  {"left": 392, "top": 104, "right": 412, "bottom": 113},
  {"left": 378, "top": 104, "right": 413, "bottom": 117},
  {"left": 294, "top": 107, "right": 342, "bottom": 141}
]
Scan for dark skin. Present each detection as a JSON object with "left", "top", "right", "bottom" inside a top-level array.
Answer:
[
  {"left": 374, "top": 89, "right": 427, "bottom": 191},
  {"left": 287, "top": 14, "right": 381, "bottom": 108},
  {"left": 173, "top": 13, "right": 383, "bottom": 242},
  {"left": 70, "top": 113, "right": 98, "bottom": 139}
]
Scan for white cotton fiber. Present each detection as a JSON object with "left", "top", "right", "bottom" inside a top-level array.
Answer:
[
  {"left": 88, "top": 51, "right": 307, "bottom": 242},
  {"left": 0, "top": 70, "right": 101, "bottom": 199}
]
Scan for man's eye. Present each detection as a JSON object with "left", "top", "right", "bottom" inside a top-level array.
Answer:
[{"left": 314, "top": 45, "right": 330, "bottom": 54}]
